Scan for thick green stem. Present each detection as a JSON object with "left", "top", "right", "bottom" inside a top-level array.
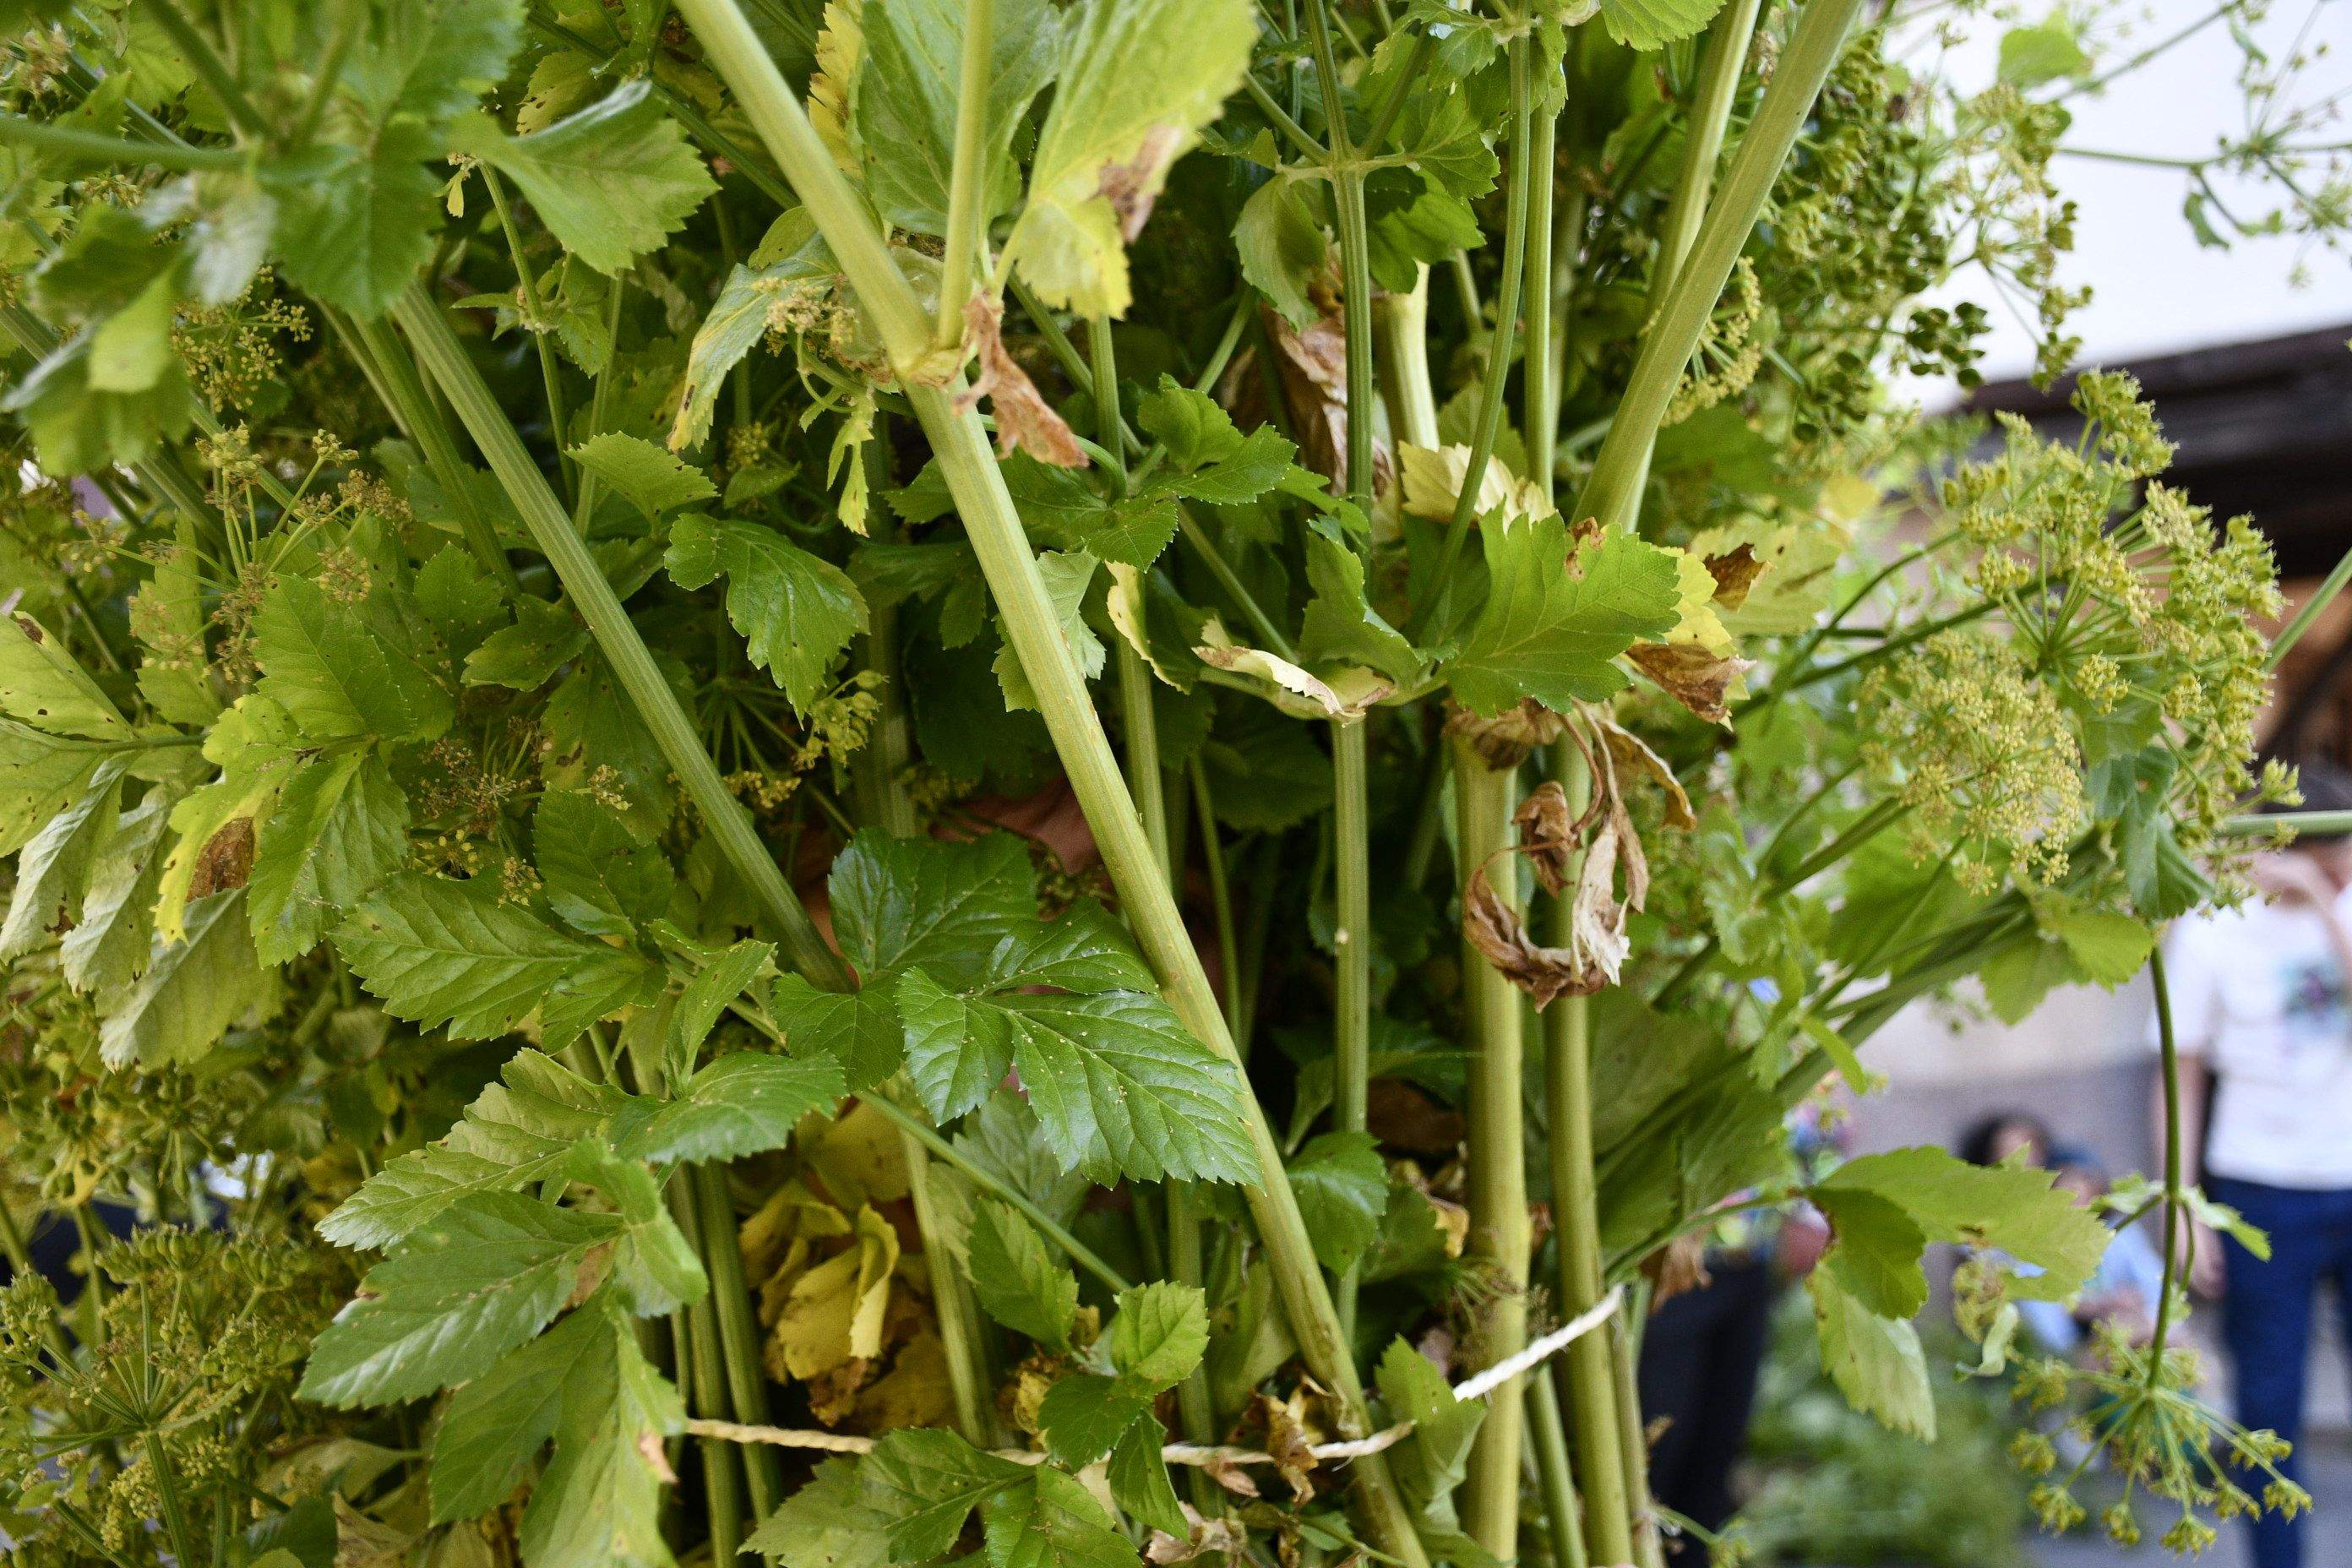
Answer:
[
  {"left": 389, "top": 286, "right": 851, "bottom": 991},
  {"left": 1454, "top": 739, "right": 1529, "bottom": 1561},
  {"left": 1571, "top": 0, "right": 1865, "bottom": 536},
  {"left": 1376, "top": 270, "right": 1441, "bottom": 449},
  {"left": 935, "top": 0, "right": 994, "bottom": 348},
  {"left": 2269, "top": 542, "right": 2352, "bottom": 670},
  {"left": 1614, "top": 0, "right": 1764, "bottom": 519},
  {"left": 669, "top": 9, "right": 1431, "bottom": 1558},
  {"left": 691, "top": 1164, "right": 783, "bottom": 1519},
  {"left": 1545, "top": 740, "right": 1635, "bottom": 1567}
]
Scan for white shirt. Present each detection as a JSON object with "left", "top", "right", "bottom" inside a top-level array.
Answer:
[{"left": 2163, "top": 893, "right": 2352, "bottom": 1189}]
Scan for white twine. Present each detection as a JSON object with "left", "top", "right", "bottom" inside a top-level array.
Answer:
[{"left": 682, "top": 1287, "right": 1624, "bottom": 1468}]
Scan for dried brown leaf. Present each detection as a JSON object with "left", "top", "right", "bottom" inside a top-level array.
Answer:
[
  {"left": 1703, "top": 542, "right": 1767, "bottom": 610},
  {"left": 1444, "top": 698, "right": 1565, "bottom": 770},
  {"left": 1642, "top": 1232, "right": 1713, "bottom": 1307},
  {"left": 188, "top": 816, "right": 254, "bottom": 899},
  {"left": 1625, "top": 640, "right": 1756, "bottom": 726},
  {"left": 1098, "top": 126, "right": 1184, "bottom": 242},
  {"left": 954, "top": 294, "right": 1090, "bottom": 469}
]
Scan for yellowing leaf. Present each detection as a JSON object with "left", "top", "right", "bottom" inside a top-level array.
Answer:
[
  {"left": 1397, "top": 442, "right": 1552, "bottom": 527},
  {"left": 1003, "top": 0, "right": 1257, "bottom": 318},
  {"left": 770, "top": 1204, "right": 900, "bottom": 1380}
]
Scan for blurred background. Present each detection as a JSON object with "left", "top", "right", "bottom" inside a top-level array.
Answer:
[{"left": 1723, "top": 1, "right": 2352, "bottom": 1561}]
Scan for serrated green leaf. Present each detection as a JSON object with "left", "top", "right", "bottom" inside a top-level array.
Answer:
[
  {"left": 1288, "top": 1130, "right": 1389, "bottom": 1275},
  {"left": 464, "top": 594, "right": 587, "bottom": 689},
  {"left": 515, "top": 1293, "right": 683, "bottom": 1568},
  {"left": 1105, "top": 1416, "right": 1188, "bottom": 1537},
  {"left": 1108, "top": 1281, "right": 1207, "bottom": 1391},
  {"left": 569, "top": 431, "right": 718, "bottom": 518},
  {"left": 610, "top": 1052, "right": 844, "bottom": 1164},
  {"left": 300, "top": 1193, "right": 623, "bottom": 1407},
  {"left": 346, "top": 0, "right": 525, "bottom": 122},
  {"left": 1037, "top": 1372, "right": 1152, "bottom": 1467},
  {"left": 861, "top": 1428, "right": 1028, "bottom": 1561},
  {"left": 335, "top": 872, "right": 659, "bottom": 1043},
  {"left": 428, "top": 1299, "right": 596, "bottom": 1524},
  {"left": 966, "top": 1198, "right": 1078, "bottom": 1348},
  {"left": 452, "top": 81, "right": 716, "bottom": 275},
  {"left": 1601, "top": 0, "right": 1732, "bottom": 52},
  {"left": 668, "top": 938, "right": 773, "bottom": 1086},
  {"left": 1814, "top": 1146, "right": 2113, "bottom": 1304},
  {"left": 1300, "top": 519, "right": 1421, "bottom": 685},
  {"left": 745, "top": 1456, "right": 892, "bottom": 1568},
  {"left": 666, "top": 513, "right": 868, "bottom": 715},
  {"left": 0, "top": 760, "right": 121, "bottom": 961},
  {"left": 1808, "top": 1269, "right": 1935, "bottom": 1440},
  {"left": 830, "top": 830, "right": 1037, "bottom": 985},
  {"left": 1375, "top": 1335, "right": 1484, "bottom": 1527},
  {"left": 262, "top": 125, "right": 443, "bottom": 318},
  {"left": 770, "top": 972, "right": 905, "bottom": 1092},
  {"left": 1446, "top": 518, "right": 1681, "bottom": 716},
  {"left": 856, "top": 0, "right": 1059, "bottom": 237},
  {"left": 994, "top": 990, "right": 1254, "bottom": 1184},
  {"left": 979, "top": 1467, "right": 1137, "bottom": 1568},
  {"left": 535, "top": 789, "right": 673, "bottom": 938},
  {"left": 99, "top": 887, "right": 274, "bottom": 1068},
  {"left": 1234, "top": 177, "right": 1329, "bottom": 330},
  {"left": 59, "top": 783, "right": 169, "bottom": 994},
  {"left": 249, "top": 748, "right": 409, "bottom": 965},
  {"left": 1811, "top": 1184, "right": 1930, "bottom": 1319},
  {"left": 255, "top": 574, "right": 454, "bottom": 743}
]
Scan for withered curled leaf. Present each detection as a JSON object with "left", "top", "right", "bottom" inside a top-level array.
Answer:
[{"left": 954, "top": 294, "right": 1090, "bottom": 469}]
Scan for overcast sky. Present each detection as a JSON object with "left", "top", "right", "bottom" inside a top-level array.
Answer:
[{"left": 1910, "top": 0, "right": 2352, "bottom": 390}]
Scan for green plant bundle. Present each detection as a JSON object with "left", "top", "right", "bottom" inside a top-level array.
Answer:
[{"left": 0, "top": 1, "right": 2335, "bottom": 1565}]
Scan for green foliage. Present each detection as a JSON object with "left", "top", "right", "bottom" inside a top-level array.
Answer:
[{"left": 0, "top": 1, "right": 2313, "bottom": 1565}]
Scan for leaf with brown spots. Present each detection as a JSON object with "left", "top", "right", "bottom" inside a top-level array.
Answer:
[
  {"left": 1703, "top": 542, "right": 1767, "bottom": 611},
  {"left": 187, "top": 816, "right": 255, "bottom": 899}
]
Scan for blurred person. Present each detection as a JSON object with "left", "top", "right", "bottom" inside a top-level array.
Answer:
[
  {"left": 1958, "top": 1110, "right": 2054, "bottom": 1172},
  {"left": 2157, "top": 761, "right": 2352, "bottom": 1568}
]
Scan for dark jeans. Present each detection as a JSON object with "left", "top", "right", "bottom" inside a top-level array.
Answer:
[
  {"left": 2207, "top": 1177, "right": 2352, "bottom": 1568},
  {"left": 1636, "top": 1257, "right": 1777, "bottom": 1538}
]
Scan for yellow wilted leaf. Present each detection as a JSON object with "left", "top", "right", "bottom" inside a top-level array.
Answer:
[
  {"left": 770, "top": 1204, "right": 901, "bottom": 1380},
  {"left": 803, "top": 1099, "right": 909, "bottom": 1210}
]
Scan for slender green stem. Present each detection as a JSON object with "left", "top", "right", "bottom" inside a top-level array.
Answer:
[
  {"left": 1610, "top": 1291, "right": 1664, "bottom": 1568},
  {"left": 1571, "top": 0, "right": 1866, "bottom": 536},
  {"left": 1528, "top": 1371, "right": 1592, "bottom": 1568},
  {"left": 1614, "top": 0, "right": 1764, "bottom": 517},
  {"left": 671, "top": 1179, "right": 748, "bottom": 1562},
  {"left": 2223, "top": 808, "right": 2352, "bottom": 837},
  {"left": 1523, "top": 88, "right": 1560, "bottom": 503},
  {"left": 1545, "top": 739, "right": 1636, "bottom": 1568},
  {"left": 390, "top": 286, "right": 851, "bottom": 991},
  {"left": 1331, "top": 716, "right": 1371, "bottom": 1338},
  {"left": 859, "top": 1092, "right": 1132, "bottom": 1293},
  {"left": 1456, "top": 738, "right": 1529, "bottom": 1561},
  {"left": 667, "top": 9, "right": 1432, "bottom": 1558},
  {"left": 1244, "top": 75, "right": 1329, "bottom": 161},
  {"left": 481, "top": 164, "right": 575, "bottom": 498},
  {"left": 2145, "top": 948, "right": 2183, "bottom": 1385},
  {"left": 1413, "top": 39, "right": 1542, "bottom": 640},
  {"left": 691, "top": 1164, "right": 783, "bottom": 1519},
  {"left": 0, "top": 114, "right": 240, "bottom": 170},
  {"left": 1298, "top": 0, "right": 1375, "bottom": 518},
  {"left": 935, "top": 0, "right": 994, "bottom": 348},
  {"left": 2268, "top": 542, "right": 2352, "bottom": 670},
  {"left": 1190, "top": 758, "right": 1243, "bottom": 1041}
]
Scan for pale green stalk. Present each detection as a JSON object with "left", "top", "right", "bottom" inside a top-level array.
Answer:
[
  {"left": 668, "top": 3, "right": 1429, "bottom": 1555},
  {"left": 1303, "top": 0, "right": 1375, "bottom": 514},
  {"left": 1572, "top": 0, "right": 1867, "bottom": 536},
  {"left": 1331, "top": 715, "right": 1370, "bottom": 1339},
  {"left": 1375, "top": 270, "right": 1440, "bottom": 449},
  {"left": 389, "top": 286, "right": 851, "bottom": 993},
  {"left": 670, "top": 1179, "right": 748, "bottom": 1560},
  {"left": 1524, "top": 91, "right": 1560, "bottom": 494},
  {"left": 1454, "top": 738, "right": 1529, "bottom": 1561},
  {"left": 1614, "top": 0, "right": 1764, "bottom": 517},
  {"left": 1611, "top": 1286, "right": 1664, "bottom": 1568},
  {"left": 692, "top": 1164, "right": 785, "bottom": 1519},
  {"left": 935, "top": 0, "right": 994, "bottom": 347}
]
